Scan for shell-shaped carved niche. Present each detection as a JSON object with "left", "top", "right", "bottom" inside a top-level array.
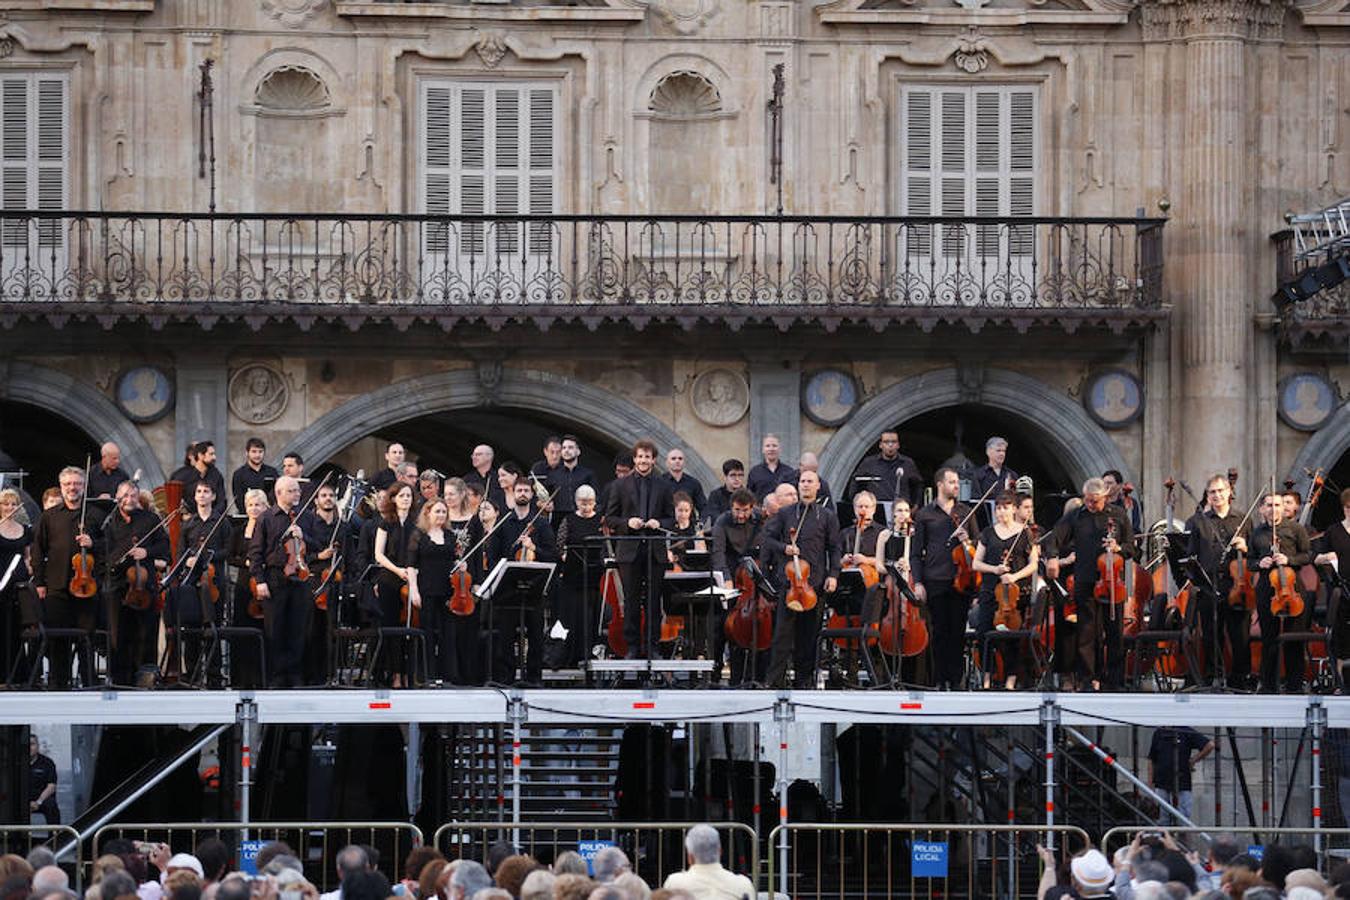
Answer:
[
  {"left": 255, "top": 65, "right": 331, "bottom": 111},
  {"left": 648, "top": 71, "right": 723, "bottom": 116}
]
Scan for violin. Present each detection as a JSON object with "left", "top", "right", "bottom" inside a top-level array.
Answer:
[
  {"left": 68, "top": 455, "right": 97, "bottom": 599},
  {"left": 449, "top": 563, "right": 475, "bottom": 616},
  {"left": 247, "top": 576, "right": 264, "bottom": 619},
  {"left": 124, "top": 554, "right": 155, "bottom": 611},
  {"left": 1269, "top": 525, "right": 1304, "bottom": 618},
  {"left": 1094, "top": 519, "right": 1127, "bottom": 608},
  {"left": 515, "top": 523, "right": 537, "bottom": 562},
  {"left": 283, "top": 510, "right": 309, "bottom": 581},
  {"left": 992, "top": 532, "right": 1025, "bottom": 632},
  {"left": 314, "top": 562, "right": 341, "bottom": 611},
  {"left": 951, "top": 515, "right": 981, "bottom": 595},
  {"left": 878, "top": 522, "right": 927, "bottom": 657},
  {"left": 784, "top": 526, "right": 817, "bottom": 613},
  {"left": 199, "top": 560, "right": 220, "bottom": 605},
  {"left": 725, "top": 557, "right": 773, "bottom": 650}
]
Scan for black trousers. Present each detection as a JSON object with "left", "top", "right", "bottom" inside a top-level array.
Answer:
[
  {"left": 446, "top": 607, "right": 482, "bottom": 685},
  {"left": 264, "top": 575, "right": 310, "bottom": 686},
  {"left": 489, "top": 596, "right": 542, "bottom": 683},
  {"left": 40, "top": 590, "right": 96, "bottom": 688},
  {"left": 1256, "top": 585, "right": 1312, "bottom": 692},
  {"left": 974, "top": 595, "right": 1021, "bottom": 681},
  {"left": 619, "top": 554, "right": 665, "bottom": 657},
  {"left": 556, "top": 580, "right": 589, "bottom": 667},
  {"left": 925, "top": 581, "right": 968, "bottom": 689},
  {"left": 107, "top": 599, "right": 158, "bottom": 686},
  {"left": 765, "top": 596, "right": 823, "bottom": 688},
  {"left": 1074, "top": 585, "right": 1124, "bottom": 687}
]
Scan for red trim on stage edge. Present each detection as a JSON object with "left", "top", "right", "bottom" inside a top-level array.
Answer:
[
  {"left": 900, "top": 702, "right": 922, "bottom": 710},
  {"left": 369, "top": 701, "right": 392, "bottom": 710},
  {"left": 633, "top": 701, "right": 655, "bottom": 709}
]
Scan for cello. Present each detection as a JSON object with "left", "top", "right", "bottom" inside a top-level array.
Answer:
[
  {"left": 68, "top": 455, "right": 97, "bottom": 600},
  {"left": 878, "top": 522, "right": 927, "bottom": 657},
  {"left": 725, "top": 557, "right": 774, "bottom": 651}
]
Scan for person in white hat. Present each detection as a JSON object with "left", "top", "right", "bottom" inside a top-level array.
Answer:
[{"left": 1037, "top": 845, "right": 1115, "bottom": 900}]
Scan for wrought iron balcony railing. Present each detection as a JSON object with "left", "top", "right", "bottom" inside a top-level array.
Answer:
[
  {"left": 0, "top": 212, "right": 1165, "bottom": 329},
  {"left": 1273, "top": 227, "right": 1350, "bottom": 345}
]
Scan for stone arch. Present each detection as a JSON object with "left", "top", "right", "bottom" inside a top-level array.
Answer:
[
  {"left": 1286, "top": 403, "right": 1350, "bottom": 497},
  {"left": 818, "top": 367, "right": 1131, "bottom": 495},
  {"left": 285, "top": 367, "right": 719, "bottom": 489},
  {"left": 0, "top": 362, "right": 166, "bottom": 487},
  {"left": 648, "top": 70, "right": 723, "bottom": 117},
  {"left": 255, "top": 65, "right": 331, "bottom": 112}
]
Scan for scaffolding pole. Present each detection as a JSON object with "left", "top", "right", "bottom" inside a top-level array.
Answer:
[
  {"left": 775, "top": 695, "right": 792, "bottom": 898},
  {"left": 1042, "top": 700, "right": 1058, "bottom": 849},
  {"left": 1062, "top": 726, "right": 1202, "bottom": 831},
  {"left": 1311, "top": 701, "right": 1327, "bottom": 854}
]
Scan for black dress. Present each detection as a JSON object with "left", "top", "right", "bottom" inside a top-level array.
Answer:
[
  {"left": 556, "top": 512, "right": 603, "bottom": 667},
  {"left": 445, "top": 516, "right": 485, "bottom": 684},
  {"left": 975, "top": 524, "right": 1032, "bottom": 681},
  {"left": 225, "top": 520, "right": 264, "bottom": 688},
  {"left": 411, "top": 529, "right": 461, "bottom": 683},
  {"left": 1321, "top": 521, "right": 1350, "bottom": 658},
  {"left": 0, "top": 524, "right": 33, "bottom": 681}
]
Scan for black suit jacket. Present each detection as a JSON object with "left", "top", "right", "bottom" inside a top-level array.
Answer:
[{"left": 603, "top": 472, "right": 676, "bottom": 562}]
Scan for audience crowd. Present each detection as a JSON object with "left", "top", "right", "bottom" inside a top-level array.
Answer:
[
  {"left": 0, "top": 824, "right": 752, "bottom": 900},
  {"left": 1038, "top": 833, "right": 1346, "bottom": 900}
]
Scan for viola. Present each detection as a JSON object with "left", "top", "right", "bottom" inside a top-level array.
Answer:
[
  {"left": 283, "top": 511, "right": 309, "bottom": 581},
  {"left": 314, "top": 563, "right": 341, "bottom": 611},
  {"left": 123, "top": 555, "right": 155, "bottom": 611},
  {"left": 247, "top": 575, "right": 264, "bottom": 619},
  {"left": 725, "top": 558, "right": 773, "bottom": 650},
  {"left": 878, "top": 523, "right": 927, "bottom": 657},
  {"left": 199, "top": 561, "right": 221, "bottom": 605},
  {"left": 1094, "top": 519, "right": 1127, "bottom": 607},
  {"left": 784, "top": 526, "right": 817, "bottom": 613},
  {"left": 951, "top": 526, "right": 980, "bottom": 595},
  {"left": 1227, "top": 557, "right": 1256, "bottom": 609},
  {"left": 515, "top": 523, "right": 537, "bottom": 563},
  {"left": 1269, "top": 526, "right": 1304, "bottom": 618},
  {"left": 448, "top": 564, "right": 475, "bottom": 616},
  {"left": 992, "top": 530, "right": 1027, "bottom": 632},
  {"left": 401, "top": 580, "right": 421, "bottom": 628},
  {"left": 70, "top": 457, "right": 98, "bottom": 598}
]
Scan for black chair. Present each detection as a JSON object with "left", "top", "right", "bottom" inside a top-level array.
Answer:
[{"left": 13, "top": 626, "right": 107, "bottom": 689}]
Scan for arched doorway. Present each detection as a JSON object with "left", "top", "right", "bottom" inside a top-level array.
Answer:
[
  {"left": 287, "top": 367, "right": 718, "bottom": 490},
  {"left": 0, "top": 361, "right": 165, "bottom": 490},
  {"left": 1287, "top": 406, "right": 1350, "bottom": 531},
  {"left": 819, "top": 367, "right": 1131, "bottom": 522}
]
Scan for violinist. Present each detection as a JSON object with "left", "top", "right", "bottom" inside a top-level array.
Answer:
[
  {"left": 488, "top": 478, "right": 558, "bottom": 684},
  {"left": 1103, "top": 470, "right": 1144, "bottom": 534},
  {"left": 911, "top": 467, "right": 974, "bottom": 690},
  {"left": 712, "top": 489, "right": 765, "bottom": 685},
  {"left": 1186, "top": 474, "right": 1252, "bottom": 688},
  {"left": 301, "top": 483, "right": 343, "bottom": 685},
  {"left": 603, "top": 439, "right": 675, "bottom": 660},
  {"left": 1312, "top": 487, "right": 1350, "bottom": 684},
  {"left": 373, "top": 482, "right": 417, "bottom": 687},
  {"left": 441, "top": 477, "right": 486, "bottom": 684},
  {"left": 225, "top": 488, "right": 269, "bottom": 687},
  {"left": 971, "top": 438, "right": 1018, "bottom": 530},
  {"left": 101, "top": 480, "right": 169, "bottom": 685},
  {"left": 175, "top": 481, "right": 231, "bottom": 681},
  {"left": 761, "top": 469, "right": 840, "bottom": 689},
  {"left": 406, "top": 499, "right": 459, "bottom": 684},
  {"left": 841, "top": 491, "right": 884, "bottom": 621},
  {"left": 666, "top": 493, "right": 704, "bottom": 569},
  {"left": 1045, "top": 477, "right": 1134, "bottom": 691},
  {"left": 556, "top": 484, "right": 603, "bottom": 669},
  {"left": 1247, "top": 491, "right": 1312, "bottom": 693},
  {"left": 0, "top": 488, "right": 34, "bottom": 683},
  {"left": 32, "top": 466, "right": 100, "bottom": 687},
  {"left": 972, "top": 491, "right": 1038, "bottom": 690},
  {"left": 248, "top": 475, "right": 311, "bottom": 688}
]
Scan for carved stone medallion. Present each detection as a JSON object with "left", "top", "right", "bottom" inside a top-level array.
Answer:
[
  {"left": 691, "top": 368, "right": 750, "bottom": 427},
  {"left": 261, "top": 0, "right": 328, "bottom": 30},
  {"left": 229, "top": 363, "right": 290, "bottom": 425}
]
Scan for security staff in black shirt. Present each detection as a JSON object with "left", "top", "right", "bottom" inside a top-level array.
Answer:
[
  {"left": 851, "top": 430, "right": 923, "bottom": 506},
  {"left": 28, "top": 734, "right": 58, "bottom": 824}
]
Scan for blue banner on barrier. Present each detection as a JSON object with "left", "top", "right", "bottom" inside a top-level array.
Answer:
[{"left": 912, "top": 841, "right": 949, "bottom": 878}]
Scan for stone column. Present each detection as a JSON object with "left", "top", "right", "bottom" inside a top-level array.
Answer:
[{"left": 1144, "top": 0, "right": 1288, "bottom": 478}]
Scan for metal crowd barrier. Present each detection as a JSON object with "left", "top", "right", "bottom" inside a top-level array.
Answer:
[
  {"left": 0, "top": 825, "right": 83, "bottom": 890},
  {"left": 1102, "top": 826, "right": 1350, "bottom": 872},
  {"left": 432, "top": 820, "right": 758, "bottom": 890},
  {"left": 767, "top": 823, "right": 1092, "bottom": 900},
  {"left": 93, "top": 821, "right": 423, "bottom": 891}
]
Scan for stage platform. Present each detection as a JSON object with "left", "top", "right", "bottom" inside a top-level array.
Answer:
[{"left": 0, "top": 688, "right": 1344, "bottom": 728}]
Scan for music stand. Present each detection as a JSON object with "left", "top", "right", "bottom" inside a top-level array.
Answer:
[
  {"left": 819, "top": 569, "right": 887, "bottom": 687},
  {"left": 662, "top": 570, "right": 719, "bottom": 682},
  {"left": 478, "top": 558, "right": 555, "bottom": 685}
]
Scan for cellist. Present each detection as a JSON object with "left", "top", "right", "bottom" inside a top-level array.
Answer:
[
  {"left": 1045, "top": 477, "right": 1134, "bottom": 692},
  {"left": 972, "top": 491, "right": 1038, "bottom": 690},
  {"left": 101, "top": 480, "right": 170, "bottom": 685},
  {"left": 712, "top": 488, "right": 765, "bottom": 685},
  {"left": 248, "top": 475, "right": 310, "bottom": 688},
  {"left": 1247, "top": 491, "right": 1312, "bottom": 693},
  {"left": 1186, "top": 474, "right": 1253, "bottom": 688}
]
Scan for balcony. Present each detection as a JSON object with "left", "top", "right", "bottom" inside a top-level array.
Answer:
[
  {"left": 0, "top": 212, "right": 1166, "bottom": 333},
  {"left": 1273, "top": 227, "right": 1350, "bottom": 347}
]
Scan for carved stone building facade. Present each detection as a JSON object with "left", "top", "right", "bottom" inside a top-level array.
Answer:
[{"left": 0, "top": 0, "right": 1347, "bottom": 520}]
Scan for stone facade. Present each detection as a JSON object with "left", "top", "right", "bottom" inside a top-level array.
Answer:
[{"left": 0, "top": 0, "right": 1348, "bottom": 521}]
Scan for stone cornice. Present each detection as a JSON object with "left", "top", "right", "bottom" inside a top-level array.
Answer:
[{"left": 1139, "top": 0, "right": 1293, "bottom": 41}]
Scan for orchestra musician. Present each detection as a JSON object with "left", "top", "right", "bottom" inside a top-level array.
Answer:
[
  {"left": 231, "top": 437, "right": 278, "bottom": 510},
  {"left": 1186, "top": 474, "right": 1252, "bottom": 688},
  {"left": 281, "top": 452, "right": 315, "bottom": 506},
  {"left": 556, "top": 484, "right": 603, "bottom": 669},
  {"left": 101, "top": 480, "right": 170, "bottom": 685},
  {"left": 841, "top": 491, "right": 884, "bottom": 620},
  {"left": 536, "top": 434, "right": 595, "bottom": 527},
  {"left": 1247, "top": 490, "right": 1312, "bottom": 693},
  {"left": 0, "top": 488, "right": 33, "bottom": 683},
  {"left": 972, "top": 491, "right": 1038, "bottom": 690},
  {"left": 300, "top": 481, "right": 344, "bottom": 686},
  {"left": 704, "top": 459, "right": 747, "bottom": 527},
  {"left": 172, "top": 441, "right": 227, "bottom": 515},
  {"left": 464, "top": 444, "right": 506, "bottom": 511},
  {"left": 373, "top": 482, "right": 417, "bottom": 687},
  {"left": 663, "top": 449, "right": 706, "bottom": 518},
  {"left": 370, "top": 442, "right": 405, "bottom": 492},
  {"left": 1103, "top": 470, "right": 1144, "bottom": 534},
  {"left": 603, "top": 439, "right": 676, "bottom": 660},
  {"left": 444, "top": 477, "right": 486, "bottom": 685},
  {"left": 911, "top": 468, "right": 974, "bottom": 690},
  {"left": 406, "top": 498, "right": 458, "bottom": 684},
  {"left": 748, "top": 434, "right": 797, "bottom": 502},
  {"left": 225, "top": 488, "right": 269, "bottom": 687},
  {"left": 173, "top": 481, "right": 231, "bottom": 683},
  {"left": 852, "top": 431, "right": 923, "bottom": 506},
  {"left": 1045, "top": 477, "right": 1135, "bottom": 691},
  {"left": 761, "top": 469, "right": 840, "bottom": 689},
  {"left": 489, "top": 478, "right": 558, "bottom": 684},
  {"left": 87, "top": 442, "right": 130, "bottom": 501},
  {"left": 666, "top": 492, "right": 704, "bottom": 570},
  {"left": 32, "top": 467, "right": 101, "bottom": 688},
  {"left": 248, "top": 475, "right": 312, "bottom": 688},
  {"left": 796, "top": 453, "right": 835, "bottom": 511},
  {"left": 711, "top": 488, "right": 765, "bottom": 685},
  {"left": 1313, "top": 487, "right": 1350, "bottom": 685},
  {"left": 971, "top": 438, "right": 1017, "bottom": 530},
  {"left": 874, "top": 497, "right": 919, "bottom": 682}
]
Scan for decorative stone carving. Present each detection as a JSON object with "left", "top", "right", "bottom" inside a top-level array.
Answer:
[
  {"left": 953, "top": 29, "right": 990, "bottom": 72},
  {"left": 477, "top": 359, "right": 504, "bottom": 403},
  {"left": 228, "top": 363, "right": 290, "bottom": 424},
  {"left": 260, "top": 0, "right": 328, "bottom": 30},
  {"left": 954, "top": 0, "right": 991, "bottom": 10},
  {"left": 255, "top": 66, "right": 330, "bottom": 111},
  {"left": 691, "top": 368, "right": 750, "bottom": 427},
  {"left": 646, "top": 0, "right": 720, "bottom": 35},
  {"left": 475, "top": 30, "right": 509, "bottom": 68},
  {"left": 0, "top": 36, "right": 14, "bottom": 59},
  {"left": 648, "top": 71, "right": 722, "bottom": 116},
  {"left": 1140, "top": 0, "right": 1292, "bottom": 41}
]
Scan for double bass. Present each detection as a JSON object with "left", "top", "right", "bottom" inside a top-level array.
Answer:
[{"left": 878, "top": 522, "right": 927, "bottom": 657}]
